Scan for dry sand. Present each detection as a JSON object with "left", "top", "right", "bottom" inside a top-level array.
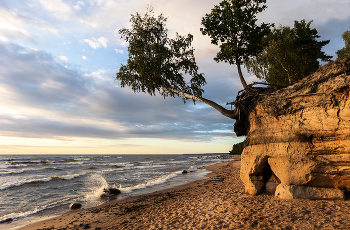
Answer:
[{"left": 20, "top": 157, "right": 350, "bottom": 229}]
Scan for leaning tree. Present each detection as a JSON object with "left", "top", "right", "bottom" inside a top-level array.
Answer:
[{"left": 116, "top": 1, "right": 272, "bottom": 120}]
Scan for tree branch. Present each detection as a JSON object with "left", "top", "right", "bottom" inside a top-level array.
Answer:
[{"left": 166, "top": 87, "right": 239, "bottom": 120}]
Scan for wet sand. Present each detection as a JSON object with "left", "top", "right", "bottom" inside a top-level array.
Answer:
[{"left": 20, "top": 157, "right": 350, "bottom": 229}]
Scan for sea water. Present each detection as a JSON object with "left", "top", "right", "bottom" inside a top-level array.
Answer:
[{"left": 0, "top": 154, "right": 231, "bottom": 229}]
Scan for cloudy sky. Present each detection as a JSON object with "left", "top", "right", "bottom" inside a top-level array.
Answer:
[{"left": 0, "top": 0, "right": 349, "bottom": 155}]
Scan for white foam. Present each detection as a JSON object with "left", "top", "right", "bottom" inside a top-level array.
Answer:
[
  {"left": 0, "top": 196, "right": 82, "bottom": 222},
  {"left": 74, "top": 157, "right": 91, "bottom": 161},
  {"left": 111, "top": 162, "right": 134, "bottom": 167},
  {"left": 120, "top": 170, "right": 183, "bottom": 193},
  {"left": 85, "top": 174, "right": 109, "bottom": 201},
  {"left": 0, "top": 163, "right": 10, "bottom": 169},
  {"left": 0, "top": 173, "right": 85, "bottom": 190}
]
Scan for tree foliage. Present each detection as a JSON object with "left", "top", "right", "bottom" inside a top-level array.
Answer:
[
  {"left": 336, "top": 29, "right": 350, "bottom": 60},
  {"left": 229, "top": 141, "right": 244, "bottom": 155},
  {"left": 116, "top": 8, "right": 238, "bottom": 119},
  {"left": 200, "top": 0, "right": 273, "bottom": 88},
  {"left": 116, "top": 8, "right": 206, "bottom": 103},
  {"left": 245, "top": 20, "right": 332, "bottom": 85}
]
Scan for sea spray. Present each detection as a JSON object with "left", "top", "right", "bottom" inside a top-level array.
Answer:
[{"left": 85, "top": 173, "right": 109, "bottom": 200}]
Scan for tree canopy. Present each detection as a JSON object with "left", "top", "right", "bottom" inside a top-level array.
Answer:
[
  {"left": 336, "top": 29, "right": 350, "bottom": 60},
  {"left": 116, "top": 8, "right": 238, "bottom": 119},
  {"left": 245, "top": 20, "right": 332, "bottom": 85},
  {"left": 200, "top": 0, "right": 273, "bottom": 88},
  {"left": 116, "top": 8, "right": 206, "bottom": 102}
]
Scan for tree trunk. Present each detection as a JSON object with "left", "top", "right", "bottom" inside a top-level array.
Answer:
[
  {"left": 235, "top": 56, "right": 248, "bottom": 89},
  {"left": 166, "top": 87, "right": 239, "bottom": 120}
]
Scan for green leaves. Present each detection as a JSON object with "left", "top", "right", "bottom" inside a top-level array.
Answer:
[
  {"left": 245, "top": 20, "right": 333, "bottom": 85},
  {"left": 200, "top": 0, "right": 273, "bottom": 89},
  {"left": 200, "top": 0, "right": 272, "bottom": 64},
  {"left": 336, "top": 30, "right": 350, "bottom": 60},
  {"left": 116, "top": 8, "right": 205, "bottom": 102}
]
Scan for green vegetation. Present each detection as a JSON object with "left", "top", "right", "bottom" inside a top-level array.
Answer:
[
  {"left": 116, "top": 7, "right": 205, "bottom": 103},
  {"left": 336, "top": 29, "right": 350, "bottom": 60},
  {"left": 229, "top": 141, "right": 245, "bottom": 155},
  {"left": 115, "top": 2, "right": 338, "bottom": 134},
  {"left": 200, "top": 0, "right": 273, "bottom": 89},
  {"left": 244, "top": 20, "right": 332, "bottom": 85}
]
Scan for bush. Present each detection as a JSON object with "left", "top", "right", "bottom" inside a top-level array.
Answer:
[{"left": 229, "top": 141, "right": 245, "bottom": 155}]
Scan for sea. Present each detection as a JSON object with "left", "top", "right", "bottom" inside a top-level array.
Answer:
[{"left": 0, "top": 154, "right": 232, "bottom": 229}]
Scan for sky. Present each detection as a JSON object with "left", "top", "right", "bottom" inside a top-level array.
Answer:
[{"left": 0, "top": 0, "right": 349, "bottom": 155}]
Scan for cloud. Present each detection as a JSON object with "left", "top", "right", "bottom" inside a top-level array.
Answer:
[
  {"left": 0, "top": 0, "right": 349, "bottom": 146},
  {"left": 114, "top": 49, "right": 123, "bottom": 54},
  {"left": 74, "top": 1, "right": 85, "bottom": 11},
  {"left": 57, "top": 55, "right": 69, "bottom": 62},
  {"left": 0, "top": 41, "right": 234, "bottom": 141},
  {"left": 0, "top": 4, "right": 56, "bottom": 44},
  {"left": 83, "top": 37, "right": 108, "bottom": 49},
  {"left": 38, "top": 0, "right": 73, "bottom": 21}
]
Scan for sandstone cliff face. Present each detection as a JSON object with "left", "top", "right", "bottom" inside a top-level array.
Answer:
[{"left": 238, "top": 58, "right": 350, "bottom": 199}]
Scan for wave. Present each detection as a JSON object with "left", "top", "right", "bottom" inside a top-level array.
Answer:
[
  {"left": 0, "top": 196, "right": 84, "bottom": 223},
  {"left": 0, "top": 166, "right": 63, "bottom": 176},
  {"left": 111, "top": 162, "right": 134, "bottom": 167},
  {"left": 99, "top": 168, "right": 124, "bottom": 173},
  {"left": 0, "top": 173, "right": 85, "bottom": 190},
  {"left": 73, "top": 157, "right": 91, "bottom": 161},
  {"left": 120, "top": 170, "right": 183, "bottom": 192},
  {"left": 166, "top": 160, "right": 188, "bottom": 164},
  {"left": 132, "top": 164, "right": 166, "bottom": 170},
  {"left": 0, "top": 169, "right": 25, "bottom": 175},
  {"left": 0, "top": 163, "right": 10, "bottom": 169},
  {"left": 85, "top": 174, "right": 110, "bottom": 201}
]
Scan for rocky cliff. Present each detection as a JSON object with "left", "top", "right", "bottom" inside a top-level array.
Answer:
[{"left": 236, "top": 58, "right": 350, "bottom": 199}]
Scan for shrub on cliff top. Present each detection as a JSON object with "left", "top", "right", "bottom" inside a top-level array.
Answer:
[{"left": 229, "top": 141, "right": 244, "bottom": 155}]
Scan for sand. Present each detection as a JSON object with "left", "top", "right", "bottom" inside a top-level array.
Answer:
[{"left": 19, "top": 157, "right": 350, "bottom": 230}]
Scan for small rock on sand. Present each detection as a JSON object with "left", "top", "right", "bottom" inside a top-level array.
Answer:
[{"left": 69, "top": 202, "right": 82, "bottom": 210}]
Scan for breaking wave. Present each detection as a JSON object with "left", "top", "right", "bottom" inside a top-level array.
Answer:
[
  {"left": 120, "top": 170, "right": 183, "bottom": 192},
  {"left": 0, "top": 173, "right": 85, "bottom": 190}
]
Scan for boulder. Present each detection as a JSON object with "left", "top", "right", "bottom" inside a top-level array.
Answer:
[
  {"left": 69, "top": 202, "right": 82, "bottom": 210},
  {"left": 0, "top": 218, "right": 13, "bottom": 224},
  {"left": 100, "top": 188, "right": 121, "bottom": 198},
  {"left": 275, "top": 184, "right": 345, "bottom": 200},
  {"left": 236, "top": 58, "right": 350, "bottom": 197}
]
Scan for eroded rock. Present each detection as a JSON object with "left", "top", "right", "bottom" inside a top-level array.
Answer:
[
  {"left": 275, "top": 184, "right": 345, "bottom": 200},
  {"left": 237, "top": 58, "right": 350, "bottom": 198}
]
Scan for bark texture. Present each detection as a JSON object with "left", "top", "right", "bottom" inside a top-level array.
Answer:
[{"left": 238, "top": 58, "right": 350, "bottom": 199}]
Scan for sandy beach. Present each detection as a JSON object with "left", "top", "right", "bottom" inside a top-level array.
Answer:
[{"left": 19, "top": 157, "right": 350, "bottom": 230}]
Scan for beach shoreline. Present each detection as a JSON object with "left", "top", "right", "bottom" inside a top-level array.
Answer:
[{"left": 16, "top": 155, "right": 350, "bottom": 229}]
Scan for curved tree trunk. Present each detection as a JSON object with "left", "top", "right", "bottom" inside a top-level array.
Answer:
[
  {"left": 235, "top": 56, "right": 248, "bottom": 89},
  {"left": 166, "top": 87, "right": 239, "bottom": 120}
]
